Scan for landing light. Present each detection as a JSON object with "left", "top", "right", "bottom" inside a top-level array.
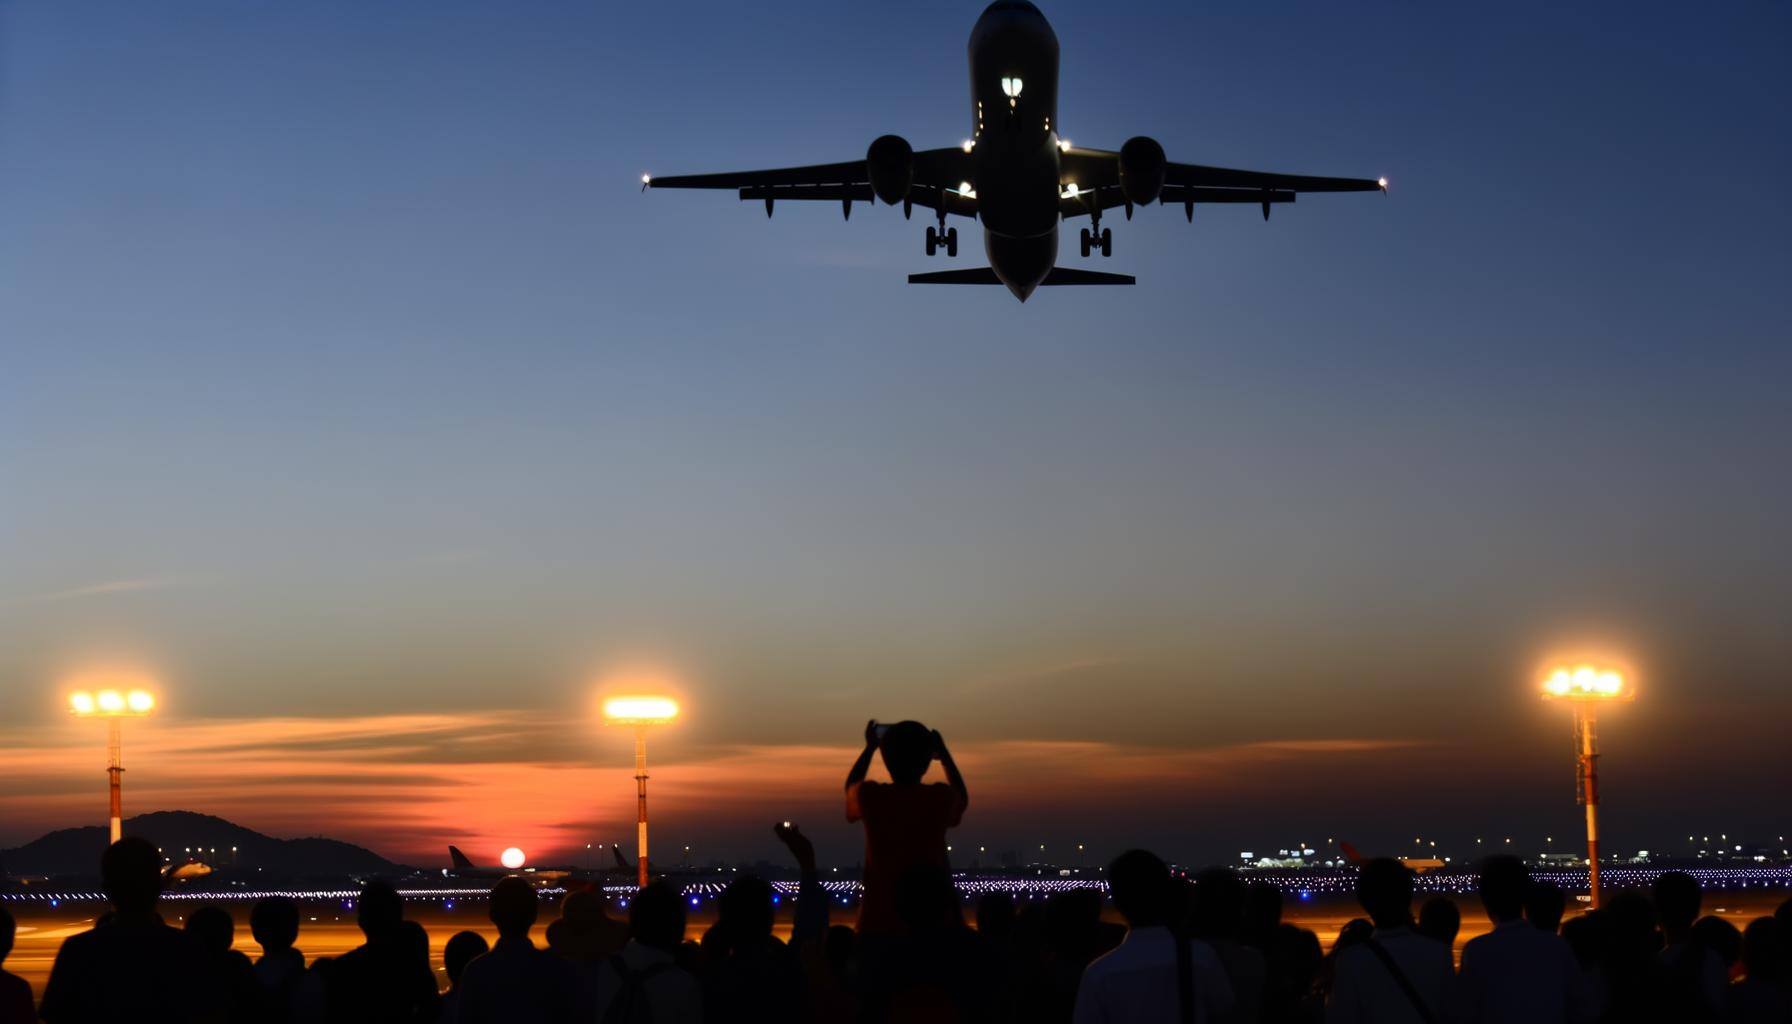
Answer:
[
  {"left": 961, "top": 139, "right": 974, "bottom": 153},
  {"left": 1061, "top": 183, "right": 1079, "bottom": 199},
  {"left": 956, "top": 181, "right": 976, "bottom": 199},
  {"left": 1378, "top": 176, "right": 1388, "bottom": 190},
  {"left": 1000, "top": 77, "right": 1023, "bottom": 98},
  {"left": 1058, "top": 138, "right": 1072, "bottom": 152}
]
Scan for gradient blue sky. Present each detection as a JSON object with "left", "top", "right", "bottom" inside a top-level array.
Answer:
[{"left": 2, "top": 1, "right": 1788, "bottom": 866}]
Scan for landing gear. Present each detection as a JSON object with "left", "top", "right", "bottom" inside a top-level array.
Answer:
[
  {"left": 1079, "top": 226, "right": 1114, "bottom": 258},
  {"left": 925, "top": 226, "right": 958, "bottom": 257}
]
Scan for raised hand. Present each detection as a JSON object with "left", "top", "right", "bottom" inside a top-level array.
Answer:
[{"left": 774, "top": 820, "right": 817, "bottom": 873}]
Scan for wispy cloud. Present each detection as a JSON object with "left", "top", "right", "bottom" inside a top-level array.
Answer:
[{"left": 14, "top": 576, "right": 197, "bottom": 607}]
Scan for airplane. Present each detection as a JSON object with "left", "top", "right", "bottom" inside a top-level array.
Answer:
[
  {"left": 441, "top": 845, "right": 589, "bottom": 885},
  {"left": 643, "top": 0, "right": 1385, "bottom": 302},
  {"left": 1339, "top": 841, "right": 1446, "bottom": 874}
]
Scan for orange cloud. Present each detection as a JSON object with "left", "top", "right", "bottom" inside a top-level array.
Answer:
[{"left": 0, "top": 712, "right": 1426, "bottom": 866}]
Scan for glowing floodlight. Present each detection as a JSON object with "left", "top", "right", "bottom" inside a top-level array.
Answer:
[
  {"left": 602, "top": 696, "right": 679, "bottom": 725},
  {"left": 1540, "top": 662, "right": 1633, "bottom": 909},
  {"left": 1541, "top": 665, "right": 1630, "bottom": 703},
  {"left": 68, "top": 675, "right": 159, "bottom": 843},
  {"left": 603, "top": 692, "right": 680, "bottom": 889},
  {"left": 500, "top": 847, "right": 526, "bottom": 870}
]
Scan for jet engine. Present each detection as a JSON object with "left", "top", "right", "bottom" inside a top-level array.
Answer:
[
  {"left": 1118, "top": 136, "right": 1166, "bottom": 206},
  {"left": 867, "top": 135, "right": 914, "bottom": 206}
]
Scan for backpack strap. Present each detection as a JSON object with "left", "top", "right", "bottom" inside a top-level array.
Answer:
[{"left": 1363, "top": 938, "right": 1438, "bottom": 1024}]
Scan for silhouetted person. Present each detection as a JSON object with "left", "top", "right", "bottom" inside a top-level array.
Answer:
[
  {"left": 1191, "top": 867, "right": 1267, "bottom": 1024},
  {"left": 1525, "top": 879, "right": 1567, "bottom": 934},
  {"left": 1655, "top": 870, "right": 1726, "bottom": 1019},
  {"left": 1724, "top": 917, "right": 1790, "bottom": 1024},
  {"left": 1694, "top": 916, "right": 1743, "bottom": 978},
  {"left": 1416, "top": 897, "right": 1460, "bottom": 948},
  {"left": 845, "top": 719, "right": 968, "bottom": 936},
  {"left": 186, "top": 905, "right": 263, "bottom": 1023},
  {"left": 593, "top": 879, "right": 702, "bottom": 1023},
  {"left": 1454, "top": 855, "right": 1588, "bottom": 1024},
  {"left": 0, "top": 906, "right": 33, "bottom": 1024},
  {"left": 439, "top": 930, "right": 489, "bottom": 1024},
  {"left": 1074, "top": 849, "right": 1233, "bottom": 1023},
  {"left": 455, "top": 876, "right": 587, "bottom": 1023},
  {"left": 1014, "top": 887, "right": 1108, "bottom": 1023},
  {"left": 1262, "top": 923, "right": 1323, "bottom": 1024},
  {"left": 1243, "top": 884, "right": 1284, "bottom": 954},
  {"left": 547, "top": 888, "right": 629, "bottom": 966},
  {"left": 1599, "top": 891, "right": 1663, "bottom": 1023},
  {"left": 39, "top": 836, "right": 209, "bottom": 1023},
  {"left": 700, "top": 875, "right": 806, "bottom": 1023},
  {"left": 251, "top": 895, "right": 305, "bottom": 1022},
  {"left": 1323, "top": 857, "right": 1449, "bottom": 1024},
  {"left": 316, "top": 879, "right": 439, "bottom": 1023},
  {"left": 873, "top": 864, "right": 996, "bottom": 1022}
]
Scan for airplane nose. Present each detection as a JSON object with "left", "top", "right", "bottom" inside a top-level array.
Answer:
[{"left": 1007, "top": 280, "right": 1036, "bottom": 302}]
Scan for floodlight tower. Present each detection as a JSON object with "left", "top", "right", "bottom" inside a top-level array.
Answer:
[
  {"left": 1541, "top": 665, "right": 1632, "bottom": 908},
  {"left": 602, "top": 696, "right": 679, "bottom": 889},
  {"left": 69, "top": 687, "right": 157, "bottom": 844}
]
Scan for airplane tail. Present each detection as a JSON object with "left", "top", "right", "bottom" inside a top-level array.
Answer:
[
  {"left": 611, "top": 846, "right": 632, "bottom": 872},
  {"left": 1338, "top": 841, "right": 1365, "bottom": 866},
  {"left": 907, "top": 267, "right": 1135, "bottom": 286},
  {"left": 448, "top": 845, "right": 475, "bottom": 870}
]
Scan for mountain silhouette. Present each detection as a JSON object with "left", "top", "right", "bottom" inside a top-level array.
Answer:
[{"left": 1, "top": 810, "right": 404, "bottom": 878}]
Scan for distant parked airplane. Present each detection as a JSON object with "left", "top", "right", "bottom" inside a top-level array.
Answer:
[
  {"left": 1339, "top": 840, "right": 1446, "bottom": 874},
  {"left": 645, "top": 0, "right": 1384, "bottom": 300}
]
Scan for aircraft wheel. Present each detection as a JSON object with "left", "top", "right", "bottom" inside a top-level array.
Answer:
[
  {"left": 1080, "top": 228, "right": 1092, "bottom": 258},
  {"left": 925, "top": 226, "right": 938, "bottom": 256},
  {"left": 945, "top": 227, "right": 958, "bottom": 258},
  {"left": 1100, "top": 227, "right": 1113, "bottom": 258}
]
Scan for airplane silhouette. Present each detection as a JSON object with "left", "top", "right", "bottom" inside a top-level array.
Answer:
[{"left": 645, "top": 0, "right": 1385, "bottom": 301}]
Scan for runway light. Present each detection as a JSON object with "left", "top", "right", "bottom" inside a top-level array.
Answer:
[
  {"left": 602, "top": 696, "right": 679, "bottom": 724},
  {"left": 500, "top": 847, "right": 526, "bottom": 870}
]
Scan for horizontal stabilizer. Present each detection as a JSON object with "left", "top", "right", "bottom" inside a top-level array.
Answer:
[
  {"left": 908, "top": 268, "right": 1002, "bottom": 285},
  {"left": 1041, "top": 267, "right": 1134, "bottom": 285}
]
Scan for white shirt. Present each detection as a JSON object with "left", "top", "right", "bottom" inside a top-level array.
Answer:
[
  {"left": 1454, "top": 920, "right": 1592, "bottom": 1024},
  {"left": 591, "top": 941, "right": 702, "bottom": 1024},
  {"left": 1073, "top": 926, "right": 1235, "bottom": 1024},
  {"left": 1325, "top": 926, "right": 1453, "bottom": 1024}
]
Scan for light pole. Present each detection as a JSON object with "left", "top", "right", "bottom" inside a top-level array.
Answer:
[
  {"left": 602, "top": 695, "right": 679, "bottom": 890},
  {"left": 1541, "top": 664, "right": 1632, "bottom": 908},
  {"left": 69, "top": 687, "right": 157, "bottom": 844}
]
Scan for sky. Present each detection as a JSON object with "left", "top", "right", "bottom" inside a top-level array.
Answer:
[{"left": 2, "top": 1, "right": 1789, "bottom": 870}]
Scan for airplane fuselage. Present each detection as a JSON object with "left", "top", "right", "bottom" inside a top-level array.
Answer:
[{"left": 968, "top": 1, "right": 1062, "bottom": 300}]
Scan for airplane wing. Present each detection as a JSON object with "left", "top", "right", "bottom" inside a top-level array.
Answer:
[
  {"left": 1059, "top": 147, "right": 1382, "bottom": 219},
  {"left": 646, "top": 149, "right": 978, "bottom": 219}
]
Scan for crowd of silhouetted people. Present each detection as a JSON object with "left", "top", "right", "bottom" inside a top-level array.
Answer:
[{"left": 3, "top": 718, "right": 1790, "bottom": 1022}]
